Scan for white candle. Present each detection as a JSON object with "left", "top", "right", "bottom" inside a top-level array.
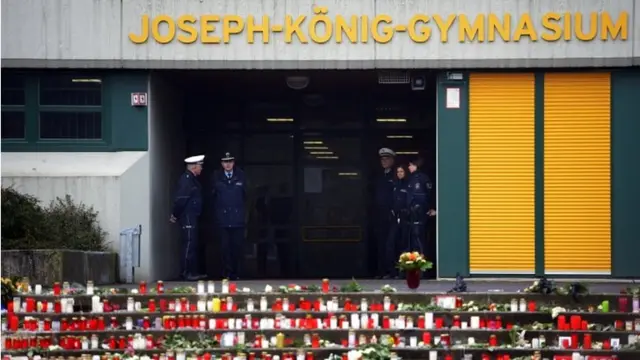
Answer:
[
  {"left": 207, "top": 281, "right": 215, "bottom": 294},
  {"left": 35, "top": 284, "right": 42, "bottom": 295},
  {"left": 409, "top": 336, "right": 417, "bottom": 347},
  {"left": 197, "top": 281, "right": 205, "bottom": 295},
  {"left": 350, "top": 314, "right": 359, "bottom": 329},
  {"left": 424, "top": 312, "right": 434, "bottom": 329},
  {"left": 470, "top": 316, "right": 480, "bottom": 329},
  {"left": 209, "top": 318, "right": 216, "bottom": 329},
  {"left": 429, "top": 351, "right": 437, "bottom": 360}
]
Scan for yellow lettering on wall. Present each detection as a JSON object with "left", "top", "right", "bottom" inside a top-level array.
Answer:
[
  {"left": 408, "top": 14, "right": 430, "bottom": 43},
  {"left": 130, "top": 15, "right": 150, "bottom": 44},
  {"left": 335, "top": 15, "right": 358, "bottom": 43},
  {"left": 601, "top": 11, "right": 628, "bottom": 40},
  {"left": 371, "top": 15, "right": 393, "bottom": 44},
  {"left": 487, "top": 13, "right": 510, "bottom": 42},
  {"left": 459, "top": 14, "right": 485, "bottom": 42},
  {"left": 433, "top": 14, "right": 456, "bottom": 43},
  {"left": 129, "top": 11, "right": 631, "bottom": 45},
  {"left": 574, "top": 12, "right": 598, "bottom": 41},
  {"left": 309, "top": 7, "right": 333, "bottom": 44},
  {"left": 177, "top": 15, "right": 198, "bottom": 44},
  {"left": 360, "top": 15, "right": 370, "bottom": 43},
  {"left": 223, "top": 15, "right": 245, "bottom": 43},
  {"left": 563, "top": 12, "right": 572, "bottom": 40},
  {"left": 541, "top": 12, "right": 562, "bottom": 41},
  {"left": 200, "top": 15, "right": 220, "bottom": 44},
  {"left": 513, "top": 13, "right": 538, "bottom": 41},
  {"left": 247, "top": 15, "right": 270, "bottom": 44},
  {"left": 151, "top": 15, "right": 176, "bottom": 44},
  {"left": 284, "top": 15, "right": 308, "bottom": 43}
]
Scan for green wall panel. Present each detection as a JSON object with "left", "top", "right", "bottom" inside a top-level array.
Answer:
[
  {"left": 611, "top": 70, "right": 640, "bottom": 278},
  {"left": 437, "top": 73, "right": 469, "bottom": 278},
  {"left": 109, "top": 72, "right": 149, "bottom": 151},
  {"left": 1, "top": 71, "right": 149, "bottom": 152}
]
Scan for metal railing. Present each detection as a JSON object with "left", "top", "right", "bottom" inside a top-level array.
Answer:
[{"left": 119, "top": 225, "right": 142, "bottom": 283}]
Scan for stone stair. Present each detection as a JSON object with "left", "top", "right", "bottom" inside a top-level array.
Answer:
[{"left": 2, "top": 280, "right": 639, "bottom": 360}]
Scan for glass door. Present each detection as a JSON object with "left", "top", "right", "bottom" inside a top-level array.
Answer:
[{"left": 296, "top": 132, "right": 369, "bottom": 278}]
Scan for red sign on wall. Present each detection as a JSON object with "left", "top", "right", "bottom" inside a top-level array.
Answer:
[{"left": 131, "top": 92, "right": 148, "bottom": 107}]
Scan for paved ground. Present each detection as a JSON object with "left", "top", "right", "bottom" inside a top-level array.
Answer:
[{"left": 113, "top": 279, "right": 637, "bottom": 293}]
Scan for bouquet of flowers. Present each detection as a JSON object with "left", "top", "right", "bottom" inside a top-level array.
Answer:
[
  {"left": 396, "top": 251, "right": 433, "bottom": 272},
  {"left": 1, "top": 277, "right": 20, "bottom": 309}
]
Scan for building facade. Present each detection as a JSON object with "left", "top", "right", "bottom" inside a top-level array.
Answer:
[{"left": 1, "top": 0, "right": 639, "bottom": 280}]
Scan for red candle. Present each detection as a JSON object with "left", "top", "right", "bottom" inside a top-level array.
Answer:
[
  {"left": 382, "top": 316, "right": 390, "bottom": 329},
  {"left": 148, "top": 299, "right": 156, "bottom": 312},
  {"left": 581, "top": 320, "right": 588, "bottom": 330},
  {"left": 229, "top": 282, "right": 237, "bottom": 293},
  {"left": 561, "top": 339, "right": 570, "bottom": 349},
  {"left": 603, "top": 339, "right": 611, "bottom": 350},
  {"left": 570, "top": 315, "right": 581, "bottom": 330},
  {"left": 583, "top": 334, "right": 592, "bottom": 349},
  {"left": 53, "top": 282, "right": 61, "bottom": 296},
  {"left": 322, "top": 279, "right": 330, "bottom": 293},
  {"left": 156, "top": 280, "right": 164, "bottom": 294},
  {"left": 528, "top": 301, "right": 536, "bottom": 312},
  {"left": 557, "top": 315, "right": 566, "bottom": 330},
  {"left": 571, "top": 333, "right": 579, "bottom": 349},
  {"left": 417, "top": 316, "right": 425, "bottom": 328},
  {"left": 311, "top": 333, "right": 319, "bottom": 348},
  {"left": 7, "top": 301, "right": 13, "bottom": 314},
  {"left": 489, "top": 335, "right": 497, "bottom": 347},
  {"left": 139, "top": 281, "right": 147, "bottom": 294},
  {"left": 9, "top": 315, "right": 18, "bottom": 331},
  {"left": 422, "top": 332, "right": 432, "bottom": 344},
  {"left": 435, "top": 317, "right": 444, "bottom": 329}
]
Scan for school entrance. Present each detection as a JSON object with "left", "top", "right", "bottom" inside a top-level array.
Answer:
[{"left": 173, "top": 70, "right": 437, "bottom": 279}]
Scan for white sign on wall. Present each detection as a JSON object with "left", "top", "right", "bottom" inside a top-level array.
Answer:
[{"left": 131, "top": 92, "right": 148, "bottom": 107}]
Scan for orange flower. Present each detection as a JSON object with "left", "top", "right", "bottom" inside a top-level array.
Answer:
[{"left": 409, "top": 253, "right": 417, "bottom": 261}]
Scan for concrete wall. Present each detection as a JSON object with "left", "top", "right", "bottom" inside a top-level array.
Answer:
[
  {"left": 0, "top": 152, "right": 152, "bottom": 280},
  {"left": 148, "top": 73, "right": 186, "bottom": 281},
  {"left": 2, "top": 0, "right": 638, "bottom": 69}
]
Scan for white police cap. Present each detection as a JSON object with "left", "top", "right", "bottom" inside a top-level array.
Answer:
[
  {"left": 184, "top": 155, "right": 205, "bottom": 164},
  {"left": 378, "top": 148, "right": 396, "bottom": 157}
]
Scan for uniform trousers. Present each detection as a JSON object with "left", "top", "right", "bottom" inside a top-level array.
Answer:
[
  {"left": 219, "top": 226, "right": 244, "bottom": 279},
  {"left": 180, "top": 215, "right": 200, "bottom": 277}
]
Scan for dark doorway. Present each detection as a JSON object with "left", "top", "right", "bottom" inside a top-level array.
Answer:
[{"left": 174, "top": 70, "right": 436, "bottom": 279}]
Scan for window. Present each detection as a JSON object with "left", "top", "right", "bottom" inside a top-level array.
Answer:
[
  {"left": 1, "top": 73, "right": 26, "bottom": 139},
  {"left": 38, "top": 75, "right": 102, "bottom": 140}
]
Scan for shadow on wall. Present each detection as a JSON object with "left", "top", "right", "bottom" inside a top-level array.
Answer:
[{"left": 148, "top": 73, "right": 187, "bottom": 281}]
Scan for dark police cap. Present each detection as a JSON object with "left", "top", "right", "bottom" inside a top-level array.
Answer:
[{"left": 221, "top": 152, "right": 235, "bottom": 161}]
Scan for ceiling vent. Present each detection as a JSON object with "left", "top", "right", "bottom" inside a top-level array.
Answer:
[{"left": 378, "top": 71, "right": 411, "bottom": 84}]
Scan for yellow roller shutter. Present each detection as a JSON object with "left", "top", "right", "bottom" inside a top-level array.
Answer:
[
  {"left": 469, "top": 73, "right": 536, "bottom": 274},
  {"left": 544, "top": 73, "right": 611, "bottom": 275}
]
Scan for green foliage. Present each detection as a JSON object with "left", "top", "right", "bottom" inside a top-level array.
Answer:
[{"left": 1, "top": 187, "right": 108, "bottom": 251}]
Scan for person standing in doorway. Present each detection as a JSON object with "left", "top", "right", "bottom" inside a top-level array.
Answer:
[
  {"left": 407, "top": 157, "right": 433, "bottom": 254},
  {"left": 384, "top": 164, "right": 410, "bottom": 279},
  {"left": 375, "top": 148, "right": 396, "bottom": 278},
  {"left": 212, "top": 152, "right": 246, "bottom": 280},
  {"left": 170, "top": 154, "right": 207, "bottom": 281}
]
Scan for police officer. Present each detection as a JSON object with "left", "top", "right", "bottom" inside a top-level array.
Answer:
[
  {"left": 170, "top": 154, "right": 206, "bottom": 281},
  {"left": 375, "top": 148, "right": 396, "bottom": 278},
  {"left": 406, "top": 157, "right": 433, "bottom": 253},
  {"left": 385, "top": 165, "right": 410, "bottom": 279},
  {"left": 212, "top": 152, "right": 246, "bottom": 280}
]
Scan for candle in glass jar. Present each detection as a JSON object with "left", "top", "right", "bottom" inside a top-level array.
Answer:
[
  {"left": 360, "top": 298, "right": 368, "bottom": 311},
  {"left": 212, "top": 298, "right": 221, "bottom": 312},
  {"left": 207, "top": 281, "right": 215, "bottom": 294},
  {"left": 127, "top": 297, "right": 135, "bottom": 312},
  {"left": 53, "top": 282, "right": 61, "bottom": 296},
  {"left": 139, "top": 281, "right": 147, "bottom": 294},
  {"left": 91, "top": 335, "right": 99, "bottom": 349},
  {"left": 510, "top": 298, "right": 518, "bottom": 312},
  {"left": 197, "top": 281, "right": 205, "bottom": 294},
  {"left": 125, "top": 317, "right": 133, "bottom": 330},
  {"left": 247, "top": 298, "right": 255, "bottom": 312},
  {"left": 221, "top": 279, "right": 229, "bottom": 294},
  {"left": 156, "top": 280, "right": 164, "bottom": 294},
  {"left": 86, "top": 281, "right": 94, "bottom": 295},
  {"left": 519, "top": 298, "right": 527, "bottom": 312},
  {"left": 322, "top": 279, "right": 330, "bottom": 293},
  {"left": 260, "top": 296, "right": 268, "bottom": 311},
  {"left": 383, "top": 296, "right": 391, "bottom": 311},
  {"left": 62, "top": 282, "right": 70, "bottom": 294},
  {"left": 226, "top": 297, "right": 234, "bottom": 311},
  {"left": 633, "top": 294, "right": 639, "bottom": 313}
]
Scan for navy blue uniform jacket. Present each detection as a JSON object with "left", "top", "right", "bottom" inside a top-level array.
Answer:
[
  {"left": 172, "top": 171, "right": 202, "bottom": 220},
  {"left": 392, "top": 179, "right": 409, "bottom": 215},
  {"left": 407, "top": 171, "right": 432, "bottom": 209},
  {"left": 375, "top": 170, "right": 395, "bottom": 210},
  {"left": 212, "top": 168, "right": 246, "bottom": 227}
]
